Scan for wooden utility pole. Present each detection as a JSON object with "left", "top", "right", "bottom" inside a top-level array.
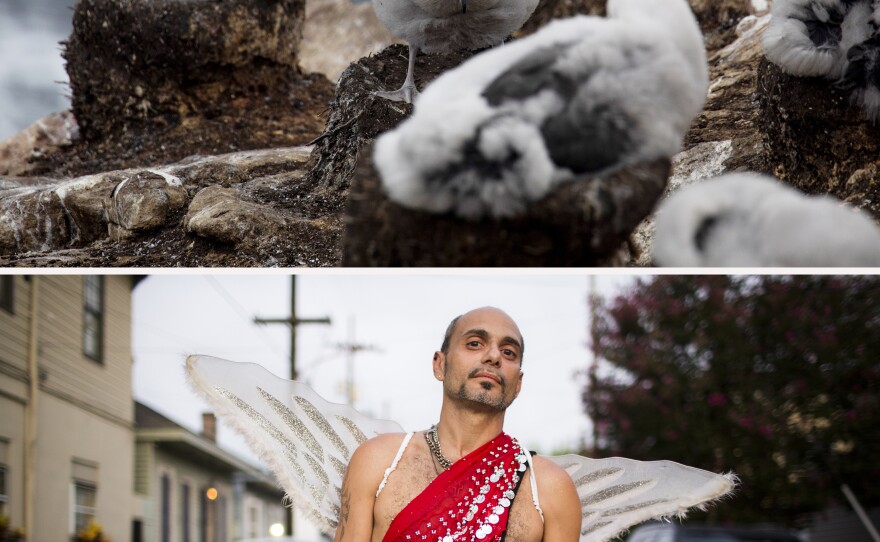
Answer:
[
  {"left": 253, "top": 276, "right": 331, "bottom": 380},
  {"left": 336, "top": 316, "right": 378, "bottom": 407},
  {"left": 253, "top": 275, "right": 330, "bottom": 537}
]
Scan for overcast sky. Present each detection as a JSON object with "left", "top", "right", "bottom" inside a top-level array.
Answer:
[{"left": 132, "top": 273, "right": 639, "bottom": 466}]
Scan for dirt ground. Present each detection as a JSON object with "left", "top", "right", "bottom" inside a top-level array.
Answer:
[{"left": 0, "top": 47, "right": 472, "bottom": 267}]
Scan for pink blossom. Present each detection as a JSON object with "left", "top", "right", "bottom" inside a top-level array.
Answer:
[{"left": 708, "top": 393, "right": 728, "bottom": 407}]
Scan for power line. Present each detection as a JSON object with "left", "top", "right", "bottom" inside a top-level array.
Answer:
[{"left": 203, "top": 276, "right": 287, "bottom": 360}]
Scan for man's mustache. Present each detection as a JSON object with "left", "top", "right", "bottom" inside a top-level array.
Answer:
[{"left": 468, "top": 368, "right": 504, "bottom": 385}]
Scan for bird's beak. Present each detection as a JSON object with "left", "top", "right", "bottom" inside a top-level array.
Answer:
[{"left": 460, "top": 0, "right": 467, "bottom": 13}]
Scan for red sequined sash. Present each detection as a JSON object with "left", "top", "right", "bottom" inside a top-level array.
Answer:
[{"left": 383, "top": 432, "right": 528, "bottom": 542}]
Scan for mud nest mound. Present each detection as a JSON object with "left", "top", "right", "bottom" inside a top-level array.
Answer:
[{"left": 30, "top": 0, "right": 334, "bottom": 179}]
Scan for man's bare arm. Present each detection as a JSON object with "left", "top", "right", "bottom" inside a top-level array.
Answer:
[
  {"left": 533, "top": 456, "right": 582, "bottom": 542},
  {"left": 334, "top": 434, "right": 402, "bottom": 542}
]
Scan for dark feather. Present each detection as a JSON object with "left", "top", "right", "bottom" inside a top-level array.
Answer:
[
  {"left": 481, "top": 43, "right": 579, "bottom": 105},
  {"left": 841, "top": 33, "right": 880, "bottom": 89}
]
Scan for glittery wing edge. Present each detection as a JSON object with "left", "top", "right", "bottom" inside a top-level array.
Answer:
[
  {"left": 547, "top": 455, "right": 737, "bottom": 542},
  {"left": 185, "top": 354, "right": 405, "bottom": 534}
]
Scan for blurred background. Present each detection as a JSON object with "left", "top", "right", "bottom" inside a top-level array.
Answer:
[
  {"left": 0, "top": 273, "right": 878, "bottom": 542},
  {"left": 0, "top": 0, "right": 74, "bottom": 140}
]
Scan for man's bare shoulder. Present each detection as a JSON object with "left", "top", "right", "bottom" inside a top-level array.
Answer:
[
  {"left": 349, "top": 432, "right": 411, "bottom": 474},
  {"left": 529, "top": 455, "right": 582, "bottom": 540},
  {"left": 530, "top": 455, "right": 576, "bottom": 489}
]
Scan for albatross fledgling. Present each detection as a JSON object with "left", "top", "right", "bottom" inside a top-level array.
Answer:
[
  {"left": 372, "top": 0, "right": 540, "bottom": 103},
  {"left": 762, "top": 0, "right": 880, "bottom": 120},
  {"left": 373, "top": 0, "right": 708, "bottom": 220},
  {"left": 653, "top": 173, "right": 880, "bottom": 267}
]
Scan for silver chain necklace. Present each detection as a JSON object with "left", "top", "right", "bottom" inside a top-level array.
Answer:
[{"left": 425, "top": 424, "right": 453, "bottom": 470}]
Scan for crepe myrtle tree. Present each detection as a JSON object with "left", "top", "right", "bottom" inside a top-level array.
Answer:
[{"left": 584, "top": 275, "right": 880, "bottom": 524}]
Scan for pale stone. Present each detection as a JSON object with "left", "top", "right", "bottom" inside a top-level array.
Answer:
[
  {"left": 183, "top": 185, "right": 290, "bottom": 245},
  {"left": 104, "top": 171, "right": 188, "bottom": 240},
  {"left": 0, "top": 112, "right": 79, "bottom": 177},
  {"left": 0, "top": 146, "right": 313, "bottom": 256},
  {"left": 300, "top": 0, "right": 400, "bottom": 82},
  {"left": 0, "top": 188, "right": 69, "bottom": 254}
]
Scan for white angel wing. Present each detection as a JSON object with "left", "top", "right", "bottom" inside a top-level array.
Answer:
[
  {"left": 185, "top": 354, "right": 404, "bottom": 534},
  {"left": 547, "top": 454, "right": 737, "bottom": 542}
]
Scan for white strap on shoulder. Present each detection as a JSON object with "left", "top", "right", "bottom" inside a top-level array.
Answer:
[
  {"left": 376, "top": 432, "right": 414, "bottom": 498},
  {"left": 526, "top": 452, "right": 544, "bottom": 522}
]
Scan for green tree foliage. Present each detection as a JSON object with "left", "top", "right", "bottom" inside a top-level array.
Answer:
[{"left": 584, "top": 275, "right": 880, "bottom": 524}]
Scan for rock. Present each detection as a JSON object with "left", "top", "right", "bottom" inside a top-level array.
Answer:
[
  {"left": 65, "top": 0, "right": 306, "bottom": 142},
  {"left": 182, "top": 183, "right": 340, "bottom": 265},
  {"left": 105, "top": 171, "right": 188, "bottom": 240},
  {"left": 0, "top": 111, "right": 79, "bottom": 177},
  {"left": 184, "top": 185, "right": 287, "bottom": 245},
  {"left": 0, "top": 187, "right": 69, "bottom": 254},
  {"left": 0, "top": 146, "right": 314, "bottom": 257},
  {"left": 686, "top": 12, "right": 770, "bottom": 164},
  {"left": 844, "top": 165, "right": 880, "bottom": 219},
  {"left": 56, "top": 175, "right": 121, "bottom": 245},
  {"left": 688, "top": 0, "right": 754, "bottom": 51},
  {"left": 168, "top": 146, "right": 313, "bottom": 193},
  {"left": 343, "top": 144, "right": 670, "bottom": 266},
  {"left": 629, "top": 140, "right": 734, "bottom": 266},
  {"left": 758, "top": 59, "right": 880, "bottom": 220},
  {"left": 300, "top": 0, "right": 400, "bottom": 82}
]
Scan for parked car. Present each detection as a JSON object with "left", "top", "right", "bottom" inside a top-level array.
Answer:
[{"left": 626, "top": 523, "right": 802, "bottom": 542}]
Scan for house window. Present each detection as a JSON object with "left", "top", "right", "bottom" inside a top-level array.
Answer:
[
  {"left": 73, "top": 481, "right": 97, "bottom": 533},
  {"left": 217, "top": 495, "right": 227, "bottom": 542},
  {"left": 132, "top": 520, "right": 144, "bottom": 542},
  {"left": 82, "top": 276, "right": 104, "bottom": 362},
  {"left": 249, "top": 505, "right": 259, "bottom": 538},
  {"left": 161, "top": 474, "right": 171, "bottom": 542},
  {"left": 0, "top": 464, "right": 8, "bottom": 516},
  {"left": 0, "top": 276, "right": 12, "bottom": 314},
  {"left": 182, "top": 483, "right": 191, "bottom": 542}
]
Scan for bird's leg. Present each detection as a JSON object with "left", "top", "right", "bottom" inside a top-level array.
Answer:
[{"left": 374, "top": 44, "right": 420, "bottom": 104}]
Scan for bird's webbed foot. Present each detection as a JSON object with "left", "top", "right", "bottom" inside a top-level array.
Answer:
[{"left": 374, "top": 83, "right": 420, "bottom": 104}]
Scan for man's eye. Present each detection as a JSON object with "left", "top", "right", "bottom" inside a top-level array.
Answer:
[
  {"left": 467, "top": 341, "right": 481, "bottom": 347},
  {"left": 503, "top": 349, "right": 516, "bottom": 357}
]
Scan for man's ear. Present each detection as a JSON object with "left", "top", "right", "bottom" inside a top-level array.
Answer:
[{"left": 432, "top": 351, "right": 445, "bottom": 381}]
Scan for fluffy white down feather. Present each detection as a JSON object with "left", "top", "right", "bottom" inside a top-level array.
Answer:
[
  {"left": 374, "top": 0, "right": 708, "bottom": 220},
  {"left": 763, "top": 0, "right": 867, "bottom": 77},
  {"left": 653, "top": 172, "right": 880, "bottom": 267},
  {"left": 762, "top": 0, "right": 880, "bottom": 119}
]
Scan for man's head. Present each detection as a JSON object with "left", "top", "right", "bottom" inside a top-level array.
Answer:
[
  {"left": 441, "top": 311, "right": 525, "bottom": 363},
  {"left": 433, "top": 307, "right": 525, "bottom": 412}
]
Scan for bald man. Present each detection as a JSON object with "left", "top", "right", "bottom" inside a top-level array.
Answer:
[{"left": 334, "top": 307, "right": 581, "bottom": 542}]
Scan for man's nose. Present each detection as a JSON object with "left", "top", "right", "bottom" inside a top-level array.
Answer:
[{"left": 483, "top": 343, "right": 502, "bottom": 366}]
